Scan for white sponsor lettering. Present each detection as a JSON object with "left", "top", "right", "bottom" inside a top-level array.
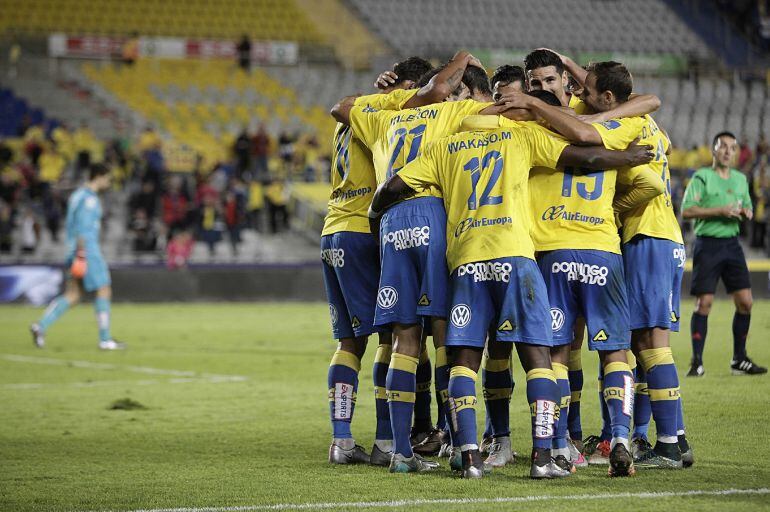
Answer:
[
  {"left": 382, "top": 226, "right": 430, "bottom": 251},
  {"left": 533, "top": 399, "right": 556, "bottom": 439},
  {"left": 551, "top": 261, "right": 608, "bottom": 286},
  {"left": 334, "top": 382, "right": 354, "bottom": 420},
  {"left": 622, "top": 374, "right": 634, "bottom": 417},
  {"left": 673, "top": 247, "right": 686, "bottom": 268},
  {"left": 321, "top": 248, "right": 345, "bottom": 268},
  {"left": 457, "top": 261, "right": 512, "bottom": 283}
]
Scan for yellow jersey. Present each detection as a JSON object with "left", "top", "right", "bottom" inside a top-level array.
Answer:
[
  {"left": 568, "top": 94, "right": 588, "bottom": 114},
  {"left": 527, "top": 115, "right": 645, "bottom": 254},
  {"left": 616, "top": 115, "right": 683, "bottom": 244},
  {"left": 397, "top": 120, "right": 568, "bottom": 272},
  {"left": 322, "top": 89, "right": 417, "bottom": 236},
  {"left": 349, "top": 99, "right": 492, "bottom": 197}
]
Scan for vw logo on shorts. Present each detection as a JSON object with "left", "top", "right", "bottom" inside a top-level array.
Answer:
[
  {"left": 550, "top": 308, "right": 565, "bottom": 332},
  {"left": 450, "top": 304, "right": 472, "bottom": 328},
  {"left": 377, "top": 286, "right": 398, "bottom": 309},
  {"left": 329, "top": 304, "right": 338, "bottom": 326}
]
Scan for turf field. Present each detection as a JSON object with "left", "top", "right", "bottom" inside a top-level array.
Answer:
[{"left": 1, "top": 301, "right": 769, "bottom": 512}]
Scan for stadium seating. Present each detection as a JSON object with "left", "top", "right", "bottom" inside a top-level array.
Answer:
[
  {"left": 81, "top": 59, "right": 338, "bottom": 169},
  {"left": 0, "top": 88, "right": 48, "bottom": 137},
  {"left": 1, "top": 0, "right": 323, "bottom": 43},
  {"left": 346, "top": 0, "right": 712, "bottom": 59}
]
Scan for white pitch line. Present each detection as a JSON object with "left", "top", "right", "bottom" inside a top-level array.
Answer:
[
  {"left": 1, "top": 354, "right": 248, "bottom": 384},
  {"left": 88, "top": 487, "right": 770, "bottom": 512}
]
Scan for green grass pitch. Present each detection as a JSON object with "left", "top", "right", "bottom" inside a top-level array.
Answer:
[{"left": 1, "top": 301, "right": 770, "bottom": 511}]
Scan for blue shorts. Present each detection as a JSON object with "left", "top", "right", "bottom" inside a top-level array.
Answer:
[
  {"left": 537, "top": 249, "right": 630, "bottom": 351},
  {"left": 623, "top": 235, "right": 685, "bottom": 332},
  {"left": 321, "top": 232, "right": 380, "bottom": 340},
  {"left": 446, "top": 257, "right": 553, "bottom": 348},
  {"left": 67, "top": 250, "right": 110, "bottom": 292},
  {"left": 375, "top": 196, "right": 449, "bottom": 326}
]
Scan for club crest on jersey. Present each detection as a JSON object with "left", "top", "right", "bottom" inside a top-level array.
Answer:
[
  {"left": 329, "top": 304, "right": 338, "bottom": 326},
  {"left": 550, "top": 308, "right": 565, "bottom": 332},
  {"left": 377, "top": 286, "right": 398, "bottom": 309},
  {"left": 450, "top": 304, "right": 472, "bottom": 328},
  {"left": 599, "top": 120, "right": 621, "bottom": 130}
]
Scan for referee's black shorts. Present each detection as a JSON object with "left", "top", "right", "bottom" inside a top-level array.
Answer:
[{"left": 690, "top": 236, "right": 751, "bottom": 295}]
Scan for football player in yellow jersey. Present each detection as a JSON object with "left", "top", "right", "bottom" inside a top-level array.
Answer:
[
  {"left": 499, "top": 62, "right": 675, "bottom": 477},
  {"left": 522, "top": 49, "right": 666, "bottom": 464},
  {"left": 331, "top": 58, "right": 505, "bottom": 473},
  {"left": 536, "top": 62, "right": 694, "bottom": 469},
  {"left": 369, "top": 117, "right": 654, "bottom": 479},
  {"left": 324, "top": 57, "right": 435, "bottom": 466}
]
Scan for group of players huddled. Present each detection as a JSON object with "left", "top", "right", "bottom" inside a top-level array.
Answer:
[{"left": 321, "top": 48, "right": 694, "bottom": 479}]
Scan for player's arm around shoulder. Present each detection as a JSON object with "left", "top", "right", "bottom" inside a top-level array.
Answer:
[{"left": 613, "top": 165, "right": 665, "bottom": 213}]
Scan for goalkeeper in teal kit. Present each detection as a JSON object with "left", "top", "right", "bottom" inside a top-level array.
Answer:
[{"left": 31, "top": 164, "right": 125, "bottom": 350}]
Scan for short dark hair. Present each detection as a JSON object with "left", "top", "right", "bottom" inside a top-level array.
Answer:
[
  {"left": 416, "top": 67, "right": 441, "bottom": 88},
  {"left": 712, "top": 131, "right": 737, "bottom": 147},
  {"left": 586, "top": 61, "right": 633, "bottom": 103},
  {"left": 462, "top": 65, "right": 491, "bottom": 96},
  {"left": 524, "top": 49, "right": 564, "bottom": 75},
  {"left": 89, "top": 163, "right": 110, "bottom": 181},
  {"left": 393, "top": 57, "right": 433, "bottom": 85},
  {"left": 491, "top": 65, "right": 525, "bottom": 89},
  {"left": 527, "top": 89, "right": 561, "bottom": 107}
]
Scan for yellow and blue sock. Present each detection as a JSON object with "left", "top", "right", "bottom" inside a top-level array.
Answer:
[
  {"left": 630, "top": 352, "right": 651, "bottom": 440},
  {"left": 639, "top": 347, "right": 680, "bottom": 443},
  {"left": 527, "top": 368, "right": 559, "bottom": 450},
  {"left": 597, "top": 365, "right": 612, "bottom": 441},
  {"left": 328, "top": 349, "right": 360, "bottom": 440},
  {"left": 38, "top": 295, "right": 70, "bottom": 333},
  {"left": 482, "top": 357, "right": 513, "bottom": 438},
  {"left": 434, "top": 346, "right": 450, "bottom": 432},
  {"left": 447, "top": 366, "right": 478, "bottom": 449},
  {"left": 94, "top": 297, "right": 111, "bottom": 342},
  {"left": 567, "top": 349, "right": 583, "bottom": 441},
  {"left": 552, "top": 363, "right": 570, "bottom": 453},
  {"left": 602, "top": 361, "right": 634, "bottom": 441},
  {"left": 373, "top": 344, "right": 392, "bottom": 443},
  {"left": 413, "top": 346, "right": 432, "bottom": 433},
  {"left": 387, "top": 352, "right": 419, "bottom": 457}
]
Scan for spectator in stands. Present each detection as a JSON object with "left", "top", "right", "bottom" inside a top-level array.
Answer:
[
  {"left": 750, "top": 153, "right": 768, "bottom": 248},
  {"left": 73, "top": 122, "right": 96, "bottom": 180},
  {"left": 8, "top": 38, "right": 20, "bottom": 79},
  {"left": 0, "top": 201, "right": 12, "bottom": 253},
  {"left": 161, "top": 175, "right": 190, "bottom": 233},
  {"left": 130, "top": 180, "right": 158, "bottom": 221},
  {"left": 38, "top": 143, "right": 66, "bottom": 190},
  {"left": 166, "top": 228, "right": 194, "bottom": 269},
  {"left": 129, "top": 208, "right": 158, "bottom": 252},
  {"left": 198, "top": 192, "right": 224, "bottom": 257},
  {"left": 237, "top": 35, "right": 251, "bottom": 72},
  {"left": 224, "top": 178, "right": 247, "bottom": 255},
  {"left": 247, "top": 179, "right": 264, "bottom": 232},
  {"left": 20, "top": 206, "right": 40, "bottom": 254},
  {"left": 251, "top": 123, "right": 270, "bottom": 179},
  {"left": 264, "top": 178, "right": 289, "bottom": 234},
  {"left": 122, "top": 32, "right": 139, "bottom": 66},
  {"left": 234, "top": 128, "right": 252, "bottom": 179},
  {"left": 42, "top": 188, "right": 63, "bottom": 242},
  {"left": 739, "top": 137, "right": 754, "bottom": 171}
]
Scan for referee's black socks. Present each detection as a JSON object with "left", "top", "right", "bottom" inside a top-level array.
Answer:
[
  {"left": 732, "top": 312, "right": 751, "bottom": 361},
  {"left": 690, "top": 313, "right": 708, "bottom": 364}
]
